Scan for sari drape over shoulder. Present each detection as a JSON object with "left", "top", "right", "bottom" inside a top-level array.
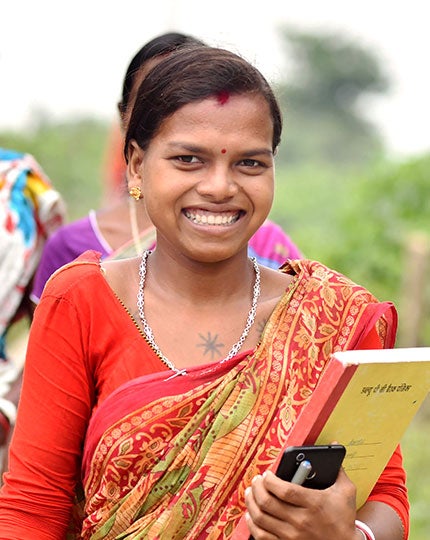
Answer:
[{"left": 75, "top": 259, "right": 399, "bottom": 540}]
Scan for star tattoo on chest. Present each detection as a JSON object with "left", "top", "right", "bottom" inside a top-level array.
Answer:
[{"left": 196, "top": 332, "right": 225, "bottom": 359}]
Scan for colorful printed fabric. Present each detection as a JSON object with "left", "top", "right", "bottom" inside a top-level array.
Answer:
[
  {"left": 77, "top": 259, "right": 397, "bottom": 539},
  {"left": 0, "top": 148, "right": 65, "bottom": 359}
]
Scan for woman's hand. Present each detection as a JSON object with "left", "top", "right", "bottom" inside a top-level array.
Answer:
[{"left": 245, "top": 468, "right": 360, "bottom": 539}]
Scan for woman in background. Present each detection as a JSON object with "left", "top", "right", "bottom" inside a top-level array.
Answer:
[{"left": 0, "top": 148, "right": 65, "bottom": 468}]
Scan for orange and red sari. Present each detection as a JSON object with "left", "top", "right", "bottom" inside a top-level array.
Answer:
[{"left": 76, "top": 260, "right": 402, "bottom": 539}]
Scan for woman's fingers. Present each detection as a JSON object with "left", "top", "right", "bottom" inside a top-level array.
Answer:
[
  {"left": 244, "top": 468, "right": 358, "bottom": 539},
  {"left": 245, "top": 472, "right": 305, "bottom": 539}
]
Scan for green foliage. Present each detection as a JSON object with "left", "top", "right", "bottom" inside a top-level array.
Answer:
[
  {"left": 271, "top": 162, "right": 357, "bottom": 264},
  {"left": 272, "top": 155, "right": 429, "bottom": 294},
  {"left": 271, "top": 153, "right": 430, "bottom": 349},
  {"left": 0, "top": 117, "right": 109, "bottom": 220},
  {"left": 330, "top": 155, "right": 430, "bottom": 301}
]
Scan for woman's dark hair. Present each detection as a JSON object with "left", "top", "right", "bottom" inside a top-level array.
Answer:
[
  {"left": 125, "top": 46, "right": 283, "bottom": 160},
  {"left": 119, "top": 32, "right": 206, "bottom": 115}
]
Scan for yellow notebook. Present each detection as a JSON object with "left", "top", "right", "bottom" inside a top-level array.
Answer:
[{"left": 285, "top": 347, "right": 430, "bottom": 507}]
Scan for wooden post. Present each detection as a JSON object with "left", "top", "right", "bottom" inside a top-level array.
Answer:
[{"left": 398, "top": 232, "right": 430, "bottom": 347}]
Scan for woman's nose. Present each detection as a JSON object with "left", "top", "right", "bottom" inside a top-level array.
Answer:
[{"left": 195, "top": 166, "right": 238, "bottom": 199}]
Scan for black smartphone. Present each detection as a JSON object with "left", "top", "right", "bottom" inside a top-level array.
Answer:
[
  {"left": 275, "top": 444, "right": 346, "bottom": 489},
  {"left": 248, "top": 445, "right": 346, "bottom": 539}
]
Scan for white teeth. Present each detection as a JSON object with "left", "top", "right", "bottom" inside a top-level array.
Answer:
[{"left": 184, "top": 210, "right": 240, "bottom": 226}]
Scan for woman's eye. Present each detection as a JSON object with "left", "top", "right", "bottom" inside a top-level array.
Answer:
[
  {"left": 240, "top": 159, "right": 261, "bottom": 168},
  {"left": 176, "top": 155, "right": 200, "bottom": 164}
]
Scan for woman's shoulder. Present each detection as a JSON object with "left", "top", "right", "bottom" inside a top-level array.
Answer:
[
  {"left": 42, "top": 250, "right": 105, "bottom": 297},
  {"left": 281, "top": 258, "right": 379, "bottom": 300}
]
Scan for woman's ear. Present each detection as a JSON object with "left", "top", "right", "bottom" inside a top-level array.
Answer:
[{"left": 127, "top": 140, "right": 145, "bottom": 192}]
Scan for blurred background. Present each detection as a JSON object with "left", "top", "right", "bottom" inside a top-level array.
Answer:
[{"left": 1, "top": 1, "right": 429, "bottom": 535}]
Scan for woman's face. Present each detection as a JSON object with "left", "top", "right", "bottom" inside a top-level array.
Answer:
[{"left": 128, "top": 92, "right": 275, "bottom": 264}]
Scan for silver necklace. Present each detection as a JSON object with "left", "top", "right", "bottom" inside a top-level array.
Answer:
[{"left": 137, "top": 250, "right": 261, "bottom": 377}]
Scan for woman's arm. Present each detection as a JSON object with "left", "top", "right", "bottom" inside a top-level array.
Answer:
[
  {"left": 0, "top": 289, "right": 94, "bottom": 537},
  {"left": 357, "top": 500, "right": 405, "bottom": 540}
]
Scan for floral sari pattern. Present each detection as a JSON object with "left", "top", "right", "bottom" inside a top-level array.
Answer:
[{"left": 75, "top": 259, "right": 395, "bottom": 539}]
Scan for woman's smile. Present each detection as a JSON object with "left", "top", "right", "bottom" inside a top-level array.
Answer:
[{"left": 183, "top": 208, "right": 243, "bottom": 226}]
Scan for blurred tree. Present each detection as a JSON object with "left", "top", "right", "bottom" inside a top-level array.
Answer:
[{"left": 275, "top": 27, "right": 391, "bottom": 168}]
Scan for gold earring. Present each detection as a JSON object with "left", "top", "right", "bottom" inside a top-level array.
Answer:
[{"left": 129, "top": 186, "right": 142, "bottom": 201}]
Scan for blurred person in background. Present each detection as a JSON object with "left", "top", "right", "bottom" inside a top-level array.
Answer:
[{"left": 0, "top": 148, "right": 65, "bottom": 475}]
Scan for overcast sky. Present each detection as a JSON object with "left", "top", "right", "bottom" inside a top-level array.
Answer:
[{"left": 1, "top": 0, "right": 429, "bottom": 158}]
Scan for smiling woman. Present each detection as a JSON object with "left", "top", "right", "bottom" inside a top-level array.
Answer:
[
  {"left": 127, "top": 91, "right": 275, "bottom": 265},
  {"left": 0, "top": 46, "right": 409, "bottom": 540}
]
